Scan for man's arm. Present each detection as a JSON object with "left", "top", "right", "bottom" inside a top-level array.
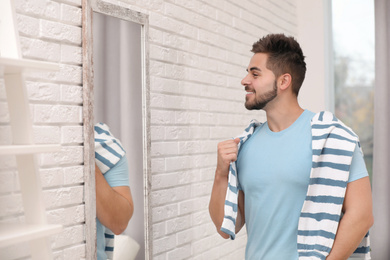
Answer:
[
  {"left": 326, "top": 176, "right": 374, "bottom": 260},
  {"left": 209, "top": 138, "right": 245, "bottom": 238},
  {"left": 95, "top": 165, "right": 134, "bottom": 235},
  {"left": 236, "top": 190, "right": 245, "bottom": 234}
]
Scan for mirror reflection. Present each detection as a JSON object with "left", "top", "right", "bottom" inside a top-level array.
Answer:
[{"left": 93, "top": 11, "right": 145, "bottom": 260}]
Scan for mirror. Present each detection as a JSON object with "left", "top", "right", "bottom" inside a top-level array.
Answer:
[{"left": 83, "top": 0, "right": 151, "bottom": 259}]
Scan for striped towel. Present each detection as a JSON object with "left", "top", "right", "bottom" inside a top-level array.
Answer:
[
  {"left": 298, "top": 111, "right": 370, "bottom": 259},
  {"left": 95, "top": 123, "right": 126, "bottom": 174},
  {"left": 94, "top": 123, "right": 126, "bottom": 259},
  {"left": 221, "top": 111, "right": 370, "bottom": 260}
]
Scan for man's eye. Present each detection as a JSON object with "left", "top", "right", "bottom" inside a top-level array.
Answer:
[{"left": 253, "top": 74, "right": 258, "bottom": 77}]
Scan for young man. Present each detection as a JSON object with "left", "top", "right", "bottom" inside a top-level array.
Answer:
[
  {"left": 95, "top": 123, "right": 134, "bottom": 260},
  {"left": 209, "top": 34, "right": 373, "bottom": 260}
]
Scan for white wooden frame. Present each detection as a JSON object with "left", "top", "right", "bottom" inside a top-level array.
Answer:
[{"left": 82, "top": 1, "right": 151, "bottom": 259}]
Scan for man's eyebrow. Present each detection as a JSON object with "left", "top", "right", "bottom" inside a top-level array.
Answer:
[{"left": 246, "top": 67, "right": 261, "bottom": 72}]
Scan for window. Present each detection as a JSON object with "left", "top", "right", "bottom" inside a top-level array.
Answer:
[{"left": 332, "top": 0, "right": 375, "bottom": 177}]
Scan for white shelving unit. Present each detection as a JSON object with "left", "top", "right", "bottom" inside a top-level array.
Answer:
[
  {"left": 0, "top": 1, "right": 62, "bottom": 259},
  {"left": 0, "top": 144, "right": 61, "bottom": 156},
  {"left": 0, "top": 223, "right": 63, "bottom": 248}
]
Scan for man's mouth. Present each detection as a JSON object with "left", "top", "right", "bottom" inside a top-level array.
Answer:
[{"left": 245, "top": 87, "right": 254, "bottom": 95}]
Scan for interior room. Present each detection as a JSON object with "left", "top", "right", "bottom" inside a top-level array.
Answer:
[{"left": 0, "top": 0, "right": 388, "bottom": 259}]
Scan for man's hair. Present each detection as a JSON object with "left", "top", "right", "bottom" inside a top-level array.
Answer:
[{"left": 251, "top": 34, "right": 306, "bottom": 96}]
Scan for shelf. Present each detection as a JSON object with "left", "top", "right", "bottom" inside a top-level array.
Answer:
[
  {"left": 1, "top": 1, "right": 63, "bottom": 257},
  {"left": 0, "top": 57, "right": 59, "bottom": 74},
  {"left": 0, "top": 144, "right": 61, "bottom": 155},
  {"left": 0, "top": 223, "right": 62, "bottom": 248}
]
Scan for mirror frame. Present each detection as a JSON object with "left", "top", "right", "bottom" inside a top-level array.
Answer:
[{"left": 82, "top": 0, "right": 151, "bottom": 259}]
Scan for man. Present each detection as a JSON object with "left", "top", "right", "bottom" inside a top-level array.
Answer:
[
  {"left": 95, "top": 123, "right": 134, "bottom": 260},
  {"left": 209, "top": 34, "right": 373, "bottom": 259}
]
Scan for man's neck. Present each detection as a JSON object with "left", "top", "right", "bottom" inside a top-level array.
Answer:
[{"left": 265, "top": 101, "right": 304, "bottom": 133}]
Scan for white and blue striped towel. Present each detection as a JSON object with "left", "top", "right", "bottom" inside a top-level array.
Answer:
[
  {"left": 221, "top": 111, "right": 370, "bottom": 260},
  {"left": 95, "top": 123, "right": 126, "bottom": 174},
  {"left": 94, "top": 123, "right": 126, "bottom": 259}
]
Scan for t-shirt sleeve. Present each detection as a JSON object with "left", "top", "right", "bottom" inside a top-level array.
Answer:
[
  {"left": 348, "top": 142, "right": 369, "bottom": 183},
  {"left": 104, "top": 155, "right": 130, "bottom": 187}
]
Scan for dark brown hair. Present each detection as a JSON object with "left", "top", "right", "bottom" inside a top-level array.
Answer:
[{"left": 251, "top": 34, "right": 306, "bottom": 96}]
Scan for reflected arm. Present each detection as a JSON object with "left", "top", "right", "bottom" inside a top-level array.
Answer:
[{"left": 95, "top": 164, "right": 134, "bottom": 235}]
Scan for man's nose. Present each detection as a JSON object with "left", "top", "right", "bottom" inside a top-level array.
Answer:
[{"left": 241, "top": 74, "right": 250, "bottom": 86}]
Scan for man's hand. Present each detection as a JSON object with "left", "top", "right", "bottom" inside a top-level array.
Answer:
[{"left": 216, "top": 138, "right": 241, "bottom": 176}]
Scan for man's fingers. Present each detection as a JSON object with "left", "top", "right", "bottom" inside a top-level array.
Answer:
[
  {"left": 219, "top": 147, "right": 238, "bottom": 162},
  {"left": 220, "top": 146, "right": 238, "bottom": 154},
  {"left": 218, "top": 139, "right": 239, "bottom": 149},
  {"left": 217, "top": 139, "right": 240, "bottom": 169},
  {"left": 226, "top": 153, "right": 238, "bottom": 163}
]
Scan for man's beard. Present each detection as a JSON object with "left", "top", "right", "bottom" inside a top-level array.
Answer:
[{"left": 245, "top": 81, "right": 278, "bottom": 110}]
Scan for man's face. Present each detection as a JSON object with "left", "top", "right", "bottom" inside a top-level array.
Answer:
[{"left": 241, "top": 53, "right": 277, "bottom": 110}]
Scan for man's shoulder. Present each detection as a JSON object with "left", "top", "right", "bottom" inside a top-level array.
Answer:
[
  {"left": 311, "top": 111, "right": 338, "bottom": 123},
  {"left": 311, "top": 111, "right": 359, "bottom": 140}
]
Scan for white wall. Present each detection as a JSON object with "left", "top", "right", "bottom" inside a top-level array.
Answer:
[{"left": 297, "top": 0, "right": 331, "bottom": 113}]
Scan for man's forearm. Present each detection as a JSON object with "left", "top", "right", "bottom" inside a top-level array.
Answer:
[
  {"left": 209, "top": 170, "right": 229, "bottom": 239},
  {"left": 326, "top": 177, "right": 374, "bottom": 260},
  {"left": 96, "top": 168, "right": 133, "bottom": 234},
  {"left": 210, "top": 138, "right": 241, "bottom": 238},
  {"left": 326, "top": 211, "right": 373, "bottom": 260}
]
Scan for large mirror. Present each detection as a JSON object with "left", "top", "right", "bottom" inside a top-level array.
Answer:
[{"left": 83, "top": 0, "right": 151, "bottom": 259}]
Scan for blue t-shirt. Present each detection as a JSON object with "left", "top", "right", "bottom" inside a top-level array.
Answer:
[
  {"left": 237, "top": 110, "right": 368, "bottom": 260},
  {"left": 97, "top": 156, "right": 130, "bottom": 260}
]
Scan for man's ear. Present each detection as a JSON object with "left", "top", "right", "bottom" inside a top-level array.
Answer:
[{"left": 278, "top": 73, "right": 292, "bottom": 91}]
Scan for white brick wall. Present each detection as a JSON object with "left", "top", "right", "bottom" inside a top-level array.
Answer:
[{"left": 0, "top": 0, "right": 298, "bottom": 259}]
